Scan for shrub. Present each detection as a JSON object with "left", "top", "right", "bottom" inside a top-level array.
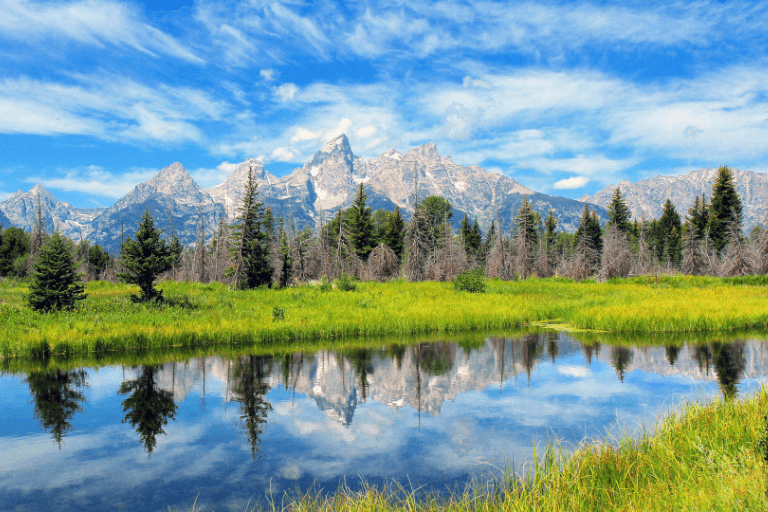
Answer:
[
  {"left": 336, "top": 273, "right": 358, "bottom": 291},
  {"left": 453, "top": 267, "right": 486, "bottom": 293}
]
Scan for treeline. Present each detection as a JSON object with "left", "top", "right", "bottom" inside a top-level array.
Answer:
[{"left": 4, "top": 165, "right": 766, "bottom": 309}]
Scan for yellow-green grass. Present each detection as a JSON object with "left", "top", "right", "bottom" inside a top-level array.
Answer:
[
  {"left": 3, "top": 275, "right": 768, "bottom": 360},
  {"left": 267, "top": 387, "right": 768, "bottom": 512}
]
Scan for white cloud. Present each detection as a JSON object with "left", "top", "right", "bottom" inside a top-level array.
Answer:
[
  {"left": 290, "top": 127, "right": 322, "bottom": 144},
  {"left": 191, "top": 161, "right": 238, "bottom": 189},
  {"left": 554, "top": 176, "right": 590, "bottom": 190},
  {"left": 27, "top": 166, "right": 156, "bottom": 198},
  {"left": 1, "top": 0, "right": 202, "bottom": 63},
  {"left": 274, "top": 83, "right": 299, "bottom": 102},
  {"left": 271, "top": 146, "right": 300, "bottom": 162},
  {"left": 260, "top": 69, "right": 276, "bottom": 82}
]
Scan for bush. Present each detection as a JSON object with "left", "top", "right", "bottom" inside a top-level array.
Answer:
[
  {"left": 336, "top": 273, "right": 357, "bottom": 291},
  {"left": 318, "top": 277, "right": 332, "bottom": 292},
  {"left": 453, "top": 267, "right": 486, "bottom": 293}
]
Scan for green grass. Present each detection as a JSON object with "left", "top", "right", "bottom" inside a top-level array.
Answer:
[
  {"left": 3, "top": 275, "right": 768, "bottom": 360},
  {"left": 259, "top": 388, "right": 768, "bottom": 512}
]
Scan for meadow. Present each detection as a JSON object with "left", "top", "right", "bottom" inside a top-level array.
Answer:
[{"left": 2, "top": 274, "right": 768, "bottom": 360}]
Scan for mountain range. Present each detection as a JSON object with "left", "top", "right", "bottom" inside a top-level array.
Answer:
[
  {"left": 0, "top": 135, "right": 603, "bottom": 252},
  {"left": 582, "top": 168, "right": 768, "bottom": 231}
]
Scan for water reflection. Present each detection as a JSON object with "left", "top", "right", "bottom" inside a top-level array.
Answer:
[
  {"left": 229, "top": 356, "right": 273, "bottom": 458},
  {"left": 119, "top": 365, "right": 178, "bottom": 453},
  {"left": 27, "top": 369, "right": 88, "bottom": 447},
  {"left": 1, "top": 333, "right": 767, "bottom": 512}
]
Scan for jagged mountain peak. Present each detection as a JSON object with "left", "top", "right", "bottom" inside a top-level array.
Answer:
[
  {"left": 320, "top": 133, "right": 351, "bottom": 154},
  {"left": 405, "top": 142, "right": 440, "bottom": 161}
]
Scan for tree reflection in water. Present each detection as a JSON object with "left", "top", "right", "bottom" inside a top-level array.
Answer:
[
  {"left": 27, "top": 369, "right": 88, "bottom": 447},
  {"left": 610, "top": 346, "right": 634, "bottom": 382},
  {"left": 119, "top": 365, "right": 178, "bottom": 454},
  {"left": 230, "top": 355, "right": 273, "bottom": 459},
  {"left": 712, "top": 341, "right": 746, "bottom": 400}
]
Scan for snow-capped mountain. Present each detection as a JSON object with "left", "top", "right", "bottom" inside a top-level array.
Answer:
[
  {"left": 581, "top": 168, "right": 768, "bottom": 230},
  {"left": 0, "top": 184, "right": 103, "bottom": 241},
  {"left": 0, "top": 135, "right": 606, "bottom": 251},
  {"left": 88, "top": 162, "right": 226, "bottom": 251}
]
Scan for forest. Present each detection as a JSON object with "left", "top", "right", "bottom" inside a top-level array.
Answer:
[{"left": 1, "top": 165, "right": 763, "bottom": 299}]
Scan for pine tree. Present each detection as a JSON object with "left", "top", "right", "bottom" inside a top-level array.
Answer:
[
  {"left": 686, "top": 195, "right": 709, "bottom": 241},
  {"left": 348, "top": 183, "right": 374, "bottom": 260},
  {"left": 658, "top": 199, "right": 682, "bottom": 267},
  {"left": 607, "top": 187, "right": 631, "bottom": 234},
  {"left": 28, "top": 231, "right": 87, "bottom": 312},
  {"left": 513, "top": 196, "right": 539, "bottom": 278},
  {"left": 277, "top": 225, "right": 292, "bottom": 287},
  {"left": 230, "top": 167, "right": 272, "bottom": 289},
  {"left": 382, "top": 207, "right": 406, "bottom": 261},
  {"left": 118, "top": 210, "right": 174, "bottom": 302},
  {"left": 709, "top": 165, "right": 743, "bottom": 253}
]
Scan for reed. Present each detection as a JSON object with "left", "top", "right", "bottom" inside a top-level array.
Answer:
[{"left": 2, "top": 275, "right": 768, "bottom": 360}]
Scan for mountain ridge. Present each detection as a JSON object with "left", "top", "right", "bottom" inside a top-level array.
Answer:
[{"left": 1, "top": 135, "right": 605, "bottom": 252}]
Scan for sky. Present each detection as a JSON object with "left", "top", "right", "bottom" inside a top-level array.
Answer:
[{"left": 1, "top": 0, "right": 768, "bottom": 209}]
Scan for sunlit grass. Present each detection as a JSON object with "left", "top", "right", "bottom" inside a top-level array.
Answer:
[{"left": 2, "top": 275, "right": 768, "bottom": 360}]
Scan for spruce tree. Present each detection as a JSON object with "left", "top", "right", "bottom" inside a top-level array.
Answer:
[
  {"left": 686, "top": 195, "right": 709, "bottom": 241},
  {"left": 277, "top": 224, "right": 292, "bottom": 288},
  {"left": 658, "top": 199, "right": 682, "bottom": 267},
  {"left": 28, "top": 231, "right": 87, "bottom": 312},
  {"left": 118, "top": 210, "right": 174, "bottom": 302},
  {"left": 709, "top": 165, "right": 743, "bottom": 253},
  {"left": 607, "top": 187, "right": 631, "bottom": 234},
  {"left": 348, "top": 183, "right": 374, "bottom": 260},
  {"left": 382, "top": 207, "right": 406, "bottom": 260},
  {"left": 230, "top": 168, "right": 272, "bottom": 289}
]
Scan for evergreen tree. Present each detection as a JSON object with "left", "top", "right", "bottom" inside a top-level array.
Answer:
[
  {"left": 460, "top": 214, "right": 482, "bottom": 259},
  {"left": 230, "top": 168, "right": 272, "bottom": 289},
  {"left": 686, "top": 195, "right": 709, "bottom": 241},
  {"left": 513, "top": 196, "right": 539, "bottom": 277},
  {"left": 658, "top": 199, "right": 682, "bottom": 267},
  {"left": 28, "top": 231, "right": 87, "bottom": 312},
  {"left": 118, "top": 210, "right": 174, "bottom": 302},
  {"left": 574, "top": 204, "right": 602, "bottom": 271},
  {"left": 381, "top": 207, "right": 406, "bottom": 260},
  {"left": 348, "top": 183, "right": 374, "bottom": 260},
  {"left": 607, "top": 187, "right": 631, "bottom": 234},
  {"left": 709, "top": 165, "right": 743, "bottom": 253},
  {"left": 277, "top": 225, "right": 292, "bottom": 287},
  {"left": 0, "top": 227, "right": 30, "bottom": 277}
]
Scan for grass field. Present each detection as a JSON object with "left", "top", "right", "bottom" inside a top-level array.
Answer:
[{"left": 2, "top": 274, "right": 768, "bottom": 360}]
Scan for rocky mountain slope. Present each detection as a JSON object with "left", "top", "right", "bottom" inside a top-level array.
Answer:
[
  {"left": 1, "top": 135, "right": 604, "bottom": 252},
  {"left": 581, "top": 168, "right": 768, "bottom": 230}
]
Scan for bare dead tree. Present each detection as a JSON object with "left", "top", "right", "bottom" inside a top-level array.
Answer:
[
  {"left": 682, "top": 231, "right": 706, "bottom": 276},
  {"left": 365, "top": 243, "right": 400, "bottom": 282},
  {"left": 751, "top": 218, "right": 768, "bottom": 275},
  {"left": 562, "top": 233, "right": 596, "bottom": 281},
  {"left": 720, "top": 223, "right": 751, "bottom": 277},
  {"left": 598, "top": 226, "right": 632, "bottom": 281}
]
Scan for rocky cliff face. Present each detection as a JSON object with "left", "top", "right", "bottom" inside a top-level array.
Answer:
[{"left": 581, "top": 168, "right": 768, "bottom": 230}]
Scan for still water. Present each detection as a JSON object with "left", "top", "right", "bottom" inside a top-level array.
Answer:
[{"left": 1, "top": 332, "right": 767, "bottom": 511}]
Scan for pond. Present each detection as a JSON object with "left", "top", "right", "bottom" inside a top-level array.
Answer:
[{"left": 1, "top": 332, "right": 767, "bottom": 511}]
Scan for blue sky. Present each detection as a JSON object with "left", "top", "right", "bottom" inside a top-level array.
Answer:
[{"left": 1, "top": 0, "right": 768, "bottom": 208}]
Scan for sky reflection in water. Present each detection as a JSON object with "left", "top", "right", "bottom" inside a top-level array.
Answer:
[{"left": 1, "top": 332, "right": 766, "bottom": 511}]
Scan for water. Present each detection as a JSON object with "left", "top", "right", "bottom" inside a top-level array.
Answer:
[{"left": 1, "top": 332, "right": 767, "bottom": 511}]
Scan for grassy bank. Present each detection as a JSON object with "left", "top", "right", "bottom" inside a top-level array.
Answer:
[
  {"left": 3, "top": 275, "right": 768, "bottom": 359},
  {"left": 271, "top": 387, "right": 768, "bottom": 512}
]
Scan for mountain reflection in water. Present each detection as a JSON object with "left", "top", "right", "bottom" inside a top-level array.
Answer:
[{"left": 1, "top": 332, "right": 766, "bottom": 512}]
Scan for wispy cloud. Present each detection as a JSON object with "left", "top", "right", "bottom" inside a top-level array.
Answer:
[
  {"left": 26, "top": 166, "right": 156, "bottom": 198},
  {"left": 0, "top": 0, "right": 203, "bottom": 63}
]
